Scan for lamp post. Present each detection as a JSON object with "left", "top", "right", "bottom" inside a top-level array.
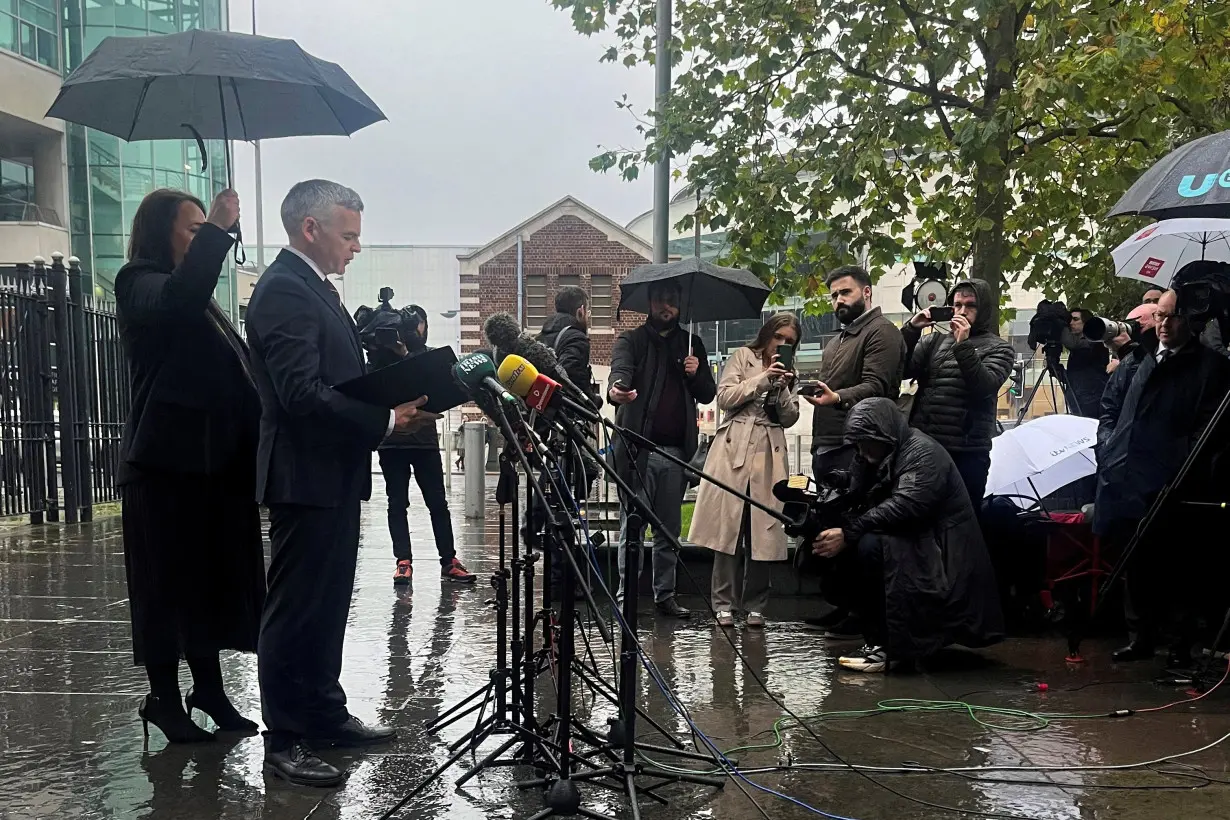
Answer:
[{"left": 651, "top": 0, "right": 672, "bottom": 264}]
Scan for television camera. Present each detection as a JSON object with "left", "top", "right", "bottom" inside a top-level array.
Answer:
[
  {"left": 773, "top": 464, "right": 869, "bottom": 576},
  {"left": 1027, "top": 299, "right": 1071, "bottom": 350},
  {"left": 352, "top": 287, "right": 427, "bottom": 356}
]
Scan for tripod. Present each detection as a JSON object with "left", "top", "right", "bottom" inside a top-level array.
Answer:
[{"left": 1016, "top": 342, "right": 1081, "bottom": 424}]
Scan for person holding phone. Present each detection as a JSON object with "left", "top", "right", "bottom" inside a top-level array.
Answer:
[
  {"left": 800, "top": 266, "right": 906, "bottom": 636},
  {"left": 689, "top": 314, "right": 802, "bottom": 627},
  {"left": 608, "top": 280, "right": 718, "bottom": 619},
  {"left": 901, "top": 278, "right": 1014, "bottom": 505}
]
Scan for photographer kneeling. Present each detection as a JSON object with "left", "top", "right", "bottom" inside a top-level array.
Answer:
[{"left": 811, "top": 397, "right": 1004, "bottom": 673}]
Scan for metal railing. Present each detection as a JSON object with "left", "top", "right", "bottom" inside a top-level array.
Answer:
[
  {"left": 0, "top": 199, "right": 64, "bottom": 227},
  {"left": 0, "top": 253, "right": 127, "bottom": 523}
]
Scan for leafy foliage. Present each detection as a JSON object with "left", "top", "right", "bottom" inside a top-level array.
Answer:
[{"left": 553, "top": 0, "right": 1230, "bottom": 315}]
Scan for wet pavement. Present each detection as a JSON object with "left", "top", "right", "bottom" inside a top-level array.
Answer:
[{"left": 3, "top": 477, "right": 1230, "bottom": 819}]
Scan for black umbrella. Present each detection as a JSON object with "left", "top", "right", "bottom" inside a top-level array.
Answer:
[
  {"left": 46, "top": 29, "right": 385, "bottom": 176},
  {"left": 618, "top": 257, "right": 771, "bottom": 323},
  {"left": 46, "top": 29, "right": 385, "bottom": 264},
  {"left": 1109, "top": 129, "right": 1230, "bottom": 220}
]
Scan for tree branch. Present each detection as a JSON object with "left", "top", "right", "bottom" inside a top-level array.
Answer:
[
  {"left": 1013, "top": 112, "right": 1136, "bottom": 157},
  {"left": 896, "top": 0, "right": 956, "bottom": 141},
  {"left": 897, "top": 0, "right": 989, "bottom": 58},
  {"left": 824, "top": 49, "right": 983, "bottom": 113}
]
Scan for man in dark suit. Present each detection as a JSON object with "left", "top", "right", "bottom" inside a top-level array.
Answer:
[{"left": 246, "top": 179, "right": 434, "bottom": 787}]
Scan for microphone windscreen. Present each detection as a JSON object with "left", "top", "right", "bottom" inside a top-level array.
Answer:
[
  {"left": 514, "top": 335, "right": 563, "bottom": 375},
  {"left": 483, "top": 313, "right": 523, "bottom": 354},
  {"left": 497, "top": 354, "right": 539, "bottom": 397},
  {"left": 452, "top": 351, "right": 498, "bottom": 391}
]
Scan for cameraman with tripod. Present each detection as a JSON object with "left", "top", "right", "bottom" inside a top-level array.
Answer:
[
  {"left": 359, "top": 296, "right": 476, "bottom": 586},
  {"left": 1096, "top": 288, "right": 1230, "bottom": 666}
]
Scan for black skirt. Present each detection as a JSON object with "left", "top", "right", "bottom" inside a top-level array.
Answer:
[{"left": 121, "top": 471, "right": 266, "bottom": 666}]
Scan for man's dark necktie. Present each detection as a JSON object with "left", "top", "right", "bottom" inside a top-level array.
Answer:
[{"left": 323, "top": 277, "right": 343, "bottom": 308}]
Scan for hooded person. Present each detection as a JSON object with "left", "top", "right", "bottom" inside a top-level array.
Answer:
[
  {"left": 364, "top": 304, "right": 476, "bottom": 586},
  {"left": 811, "top": 397, "right": 1005, "bottom": 673},
  {"left": 901, "top": 277, "right": 1014, "bottom": 505}
]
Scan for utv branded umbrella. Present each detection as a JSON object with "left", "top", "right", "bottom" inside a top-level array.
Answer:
[{"left": 1109, "top": 130, "right": 1230, "bottom": 220}]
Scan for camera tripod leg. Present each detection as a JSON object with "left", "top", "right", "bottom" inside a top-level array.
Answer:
[{"left": 427, "top": 683, "right": 491, "bottom": 735}]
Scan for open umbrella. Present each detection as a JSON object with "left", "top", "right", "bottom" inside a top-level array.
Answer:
[
  {"left": 1111, "top": 218, "right": 1230, "bottom": 288},
  {"left": 47, "top": 29, "right": 384, "bottom": 155},
  {"left": 618, "top": 257, "right": 771, "bottom": 323},
  {"left": 1108, "top": 130, "right": 1230, "bottom": 220},
  {"left": 986, "top": 415, "right": 1098, "bottom": 509}
]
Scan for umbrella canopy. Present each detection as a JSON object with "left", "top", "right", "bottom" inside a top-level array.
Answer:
[
  {"left": 986, "top": 415, "right": 1098, "bottom": 509},
  {"left": 1111, "top": 218, "right": 1230, "bottom": 288},
  {"left": 1108, "top": 130, "right": 1230, "bottom": 220},
  {"left": 618, "top": 257, "right": 771, "bottom": 323},
  {"left": 46, "top": 30, "right": 385, "bottom": 145}
]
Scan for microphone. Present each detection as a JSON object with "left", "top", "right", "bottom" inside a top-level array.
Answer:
[
  {"left": 483, "top": 312, "right": 522, "bottom": 363},
  {"left": 452, "top": 351, "right": 520, "bottom": 408},
  {"left": 497, "top": 354, "right": 601, "bottom": 424}
]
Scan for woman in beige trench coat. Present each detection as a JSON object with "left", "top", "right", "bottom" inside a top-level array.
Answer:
[{"left": 689, "top": 313, "right": 802, "bottom": 627}]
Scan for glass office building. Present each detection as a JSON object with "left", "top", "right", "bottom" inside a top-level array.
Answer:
[{"left": 61, "top": 0, "right": 232, "bottom": 306}]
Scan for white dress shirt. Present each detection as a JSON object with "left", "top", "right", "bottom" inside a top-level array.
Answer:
[{"left": 282, "top": 246, "right": 395, "bottom": 437}]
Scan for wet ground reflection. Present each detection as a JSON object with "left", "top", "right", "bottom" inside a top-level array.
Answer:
[{"left": 2, "top": 478, "right": 1230, "bottom": 819}]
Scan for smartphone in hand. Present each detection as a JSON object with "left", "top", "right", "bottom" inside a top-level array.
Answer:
[
  {"left": 929, "top": 306, "right": 955, "bottom": 322},
  {"left": 798, "top": 381, "right": 823, "bottom": 397},
  {"left": 776, "top": 344, "right": 795, "bottom": 371}
]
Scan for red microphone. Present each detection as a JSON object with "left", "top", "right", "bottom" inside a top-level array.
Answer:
[{"left": 526, "top": 373, "right": 561, "bottom": 413}]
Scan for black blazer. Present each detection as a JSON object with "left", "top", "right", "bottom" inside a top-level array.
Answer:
[
  {"left": 245, "top": 249, "right": 390, "bottom": 507},
  {"left": 114, "top": 223, "right": 259, "bottom": 486}
]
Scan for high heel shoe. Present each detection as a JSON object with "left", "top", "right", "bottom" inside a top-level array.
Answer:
[
  {"left": 185, "top": 687, "right": 259, "bottom": 733},
  {"left": 138, "top": 694, "right": 215, "bottom": 744}
]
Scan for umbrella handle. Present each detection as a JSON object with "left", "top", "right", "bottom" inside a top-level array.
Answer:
[{"left": 182, "top": 123, "right": 208, "bottom": 172}]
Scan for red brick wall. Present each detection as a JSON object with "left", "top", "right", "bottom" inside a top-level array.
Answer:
[{"left": 462, "top": 215, "right": 648, "bottom": 366}]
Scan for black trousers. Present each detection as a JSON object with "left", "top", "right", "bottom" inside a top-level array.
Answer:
[
  {"left": 821, "top": 534, "right": 888, "bottom": 647},
  {"left": 378, "top": 448, "right": 455, "bottom": 566},
  {"left": 950, "top": 449, "right": 991, "bottom": 509},
  {"left": 259, "top": 498, "right": 361, "bottom": 745}
]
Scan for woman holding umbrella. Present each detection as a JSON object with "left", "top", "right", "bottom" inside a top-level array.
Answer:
[
  {"left": 689, "top": 313, "right": 802, "bottom": 627},
  {"left": 115, "top": 188, "right": 265, "bottom": 743}
]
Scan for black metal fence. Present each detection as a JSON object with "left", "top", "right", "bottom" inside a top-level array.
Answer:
[{"left": 0, "top": 253, "right": 128, "bottom": 524}]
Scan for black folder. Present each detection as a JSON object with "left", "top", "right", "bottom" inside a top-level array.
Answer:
[{"left": 334, "top": 346, "right": 468, "bottom": 415}]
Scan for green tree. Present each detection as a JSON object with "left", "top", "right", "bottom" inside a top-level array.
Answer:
[{"left": 554, "top": 0, "right": 1230, "bottom": 315}]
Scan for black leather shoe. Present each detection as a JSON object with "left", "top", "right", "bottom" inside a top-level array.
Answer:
[
  {"left": 264, "top": 741, "right": 345, "bottom": 788},
  {"left": 1112, "top": 642, "right": 1155, "bottom": 662},
  {"left": 655, "top": 598, "right": 692, "bottom": 619},
  {"left": 307, "top": 716, "right": 397, "bottom": 748}
]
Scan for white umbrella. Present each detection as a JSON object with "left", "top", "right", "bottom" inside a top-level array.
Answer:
[
  {"left": 986, "top": 415, "right": 1098, "bottom": 509},
  {"left": 1111, "top": 218, "right": 1230, "bottom": 288}
]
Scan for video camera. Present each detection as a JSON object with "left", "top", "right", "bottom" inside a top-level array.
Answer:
[
  {"left": 773, "top": 471, "right": 865, "bottom": 576},
  {"left": 353, "top": 287, "right": 427, "bottom": 354},
  {"left": 1027, "top": 299, "right": 1069, "bottom": 350},
  {"left": 1173, "top": 259, "right": 1230, "bottom": 324}
]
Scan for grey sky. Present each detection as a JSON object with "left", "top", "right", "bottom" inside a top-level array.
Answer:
[{"left": 228, "top": 0, "right": 657, "bottom": 246}]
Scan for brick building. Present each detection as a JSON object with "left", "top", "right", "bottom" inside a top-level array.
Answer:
[{"left": 458, "top": 196, "right": 652, "bottom": 368}]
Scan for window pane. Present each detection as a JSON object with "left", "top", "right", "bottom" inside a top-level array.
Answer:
[
  {"left": 0, "top": 1, "right": 14, "bottom": 16},
  {"left": 121, "top": 139, "right": 152, "bottom": 167},
  {"left": 90, "top": 168, "right": 124, "bottom": 236},
  {"left": 179, "top": 0, "right": 200, "bottom": 31},
  {"left": 92, "top": 233, "right": 125, "bottom": 260},
  {"left": 18, "top": 18, "right": 33, "bottom": 58},
  {"left": 113, "top": 0, "right": 146, "bottom": 31},
  {"left": 35, "top": 25, "right": 54, "bottom": 68},
  {"left": 153, "top": 139, "right": 184, "bottom": 171},
  {"left": 122, "top": 165, "right": 155, "bottom": 226},
  {"left": 591, "top": 274, "right": 613, "bottom": 327},
  {"left": 19, "top": 0, "right": 54, "bottom": 29},
  {"left": 147, "top": 0, "right": 173, "bottom": 32},
  {"left": 156, "top": 170, "right": 185, "bottom": 191},
  {"left": 525, "top": 274, "right": 548, "bottom": 329},
  {"left": 0, "top": 13, "right": 15, "bottom": 52},
  {"left": 203, "top": 0, "right": 220, "bottom": 30}
]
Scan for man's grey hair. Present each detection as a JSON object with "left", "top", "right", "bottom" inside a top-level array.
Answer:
[{"left": 280, "top": 179, "right": 364, "bottom": 235}]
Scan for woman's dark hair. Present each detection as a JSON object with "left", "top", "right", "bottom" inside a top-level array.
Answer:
[
  {"left": 748, "top": 312, "right": 802, "bottom": 354},
  {"left": 126, "top": 189, "right": 206, "bottom": 269}
]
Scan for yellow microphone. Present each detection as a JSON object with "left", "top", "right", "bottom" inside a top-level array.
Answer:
[{"left": 497, "top": 353, "right": 539, "bottom": 397}]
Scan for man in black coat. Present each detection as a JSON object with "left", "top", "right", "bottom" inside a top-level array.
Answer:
[
  {"left": 246, "top": 180, "right": 433, "bottom": 787},
  {"left": 1095, "top": 289, "right": 1230, "bottom": 665},
  {"left": 902, "top": 278, "right": 1014, "bottom": 505},
  {"left": 608, "top": 281, "right": 718, "bottom": 618},
  {"left": 811, "top": 398, "right": 1004, "bottom": 673},
  {"left": 539, "top": 285, "right": 602, "bottom": 408},
  {"left": 1062, "top": 309, "right": 1110, "bottom": 419}
]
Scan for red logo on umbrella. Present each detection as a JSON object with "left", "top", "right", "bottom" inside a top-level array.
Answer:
[
  {"left": 1136, "top": 226, "right": 1159, "bottom": 240},
  {"left": 1138, "top": 257, "right": 1165, "bottom": 279}
]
